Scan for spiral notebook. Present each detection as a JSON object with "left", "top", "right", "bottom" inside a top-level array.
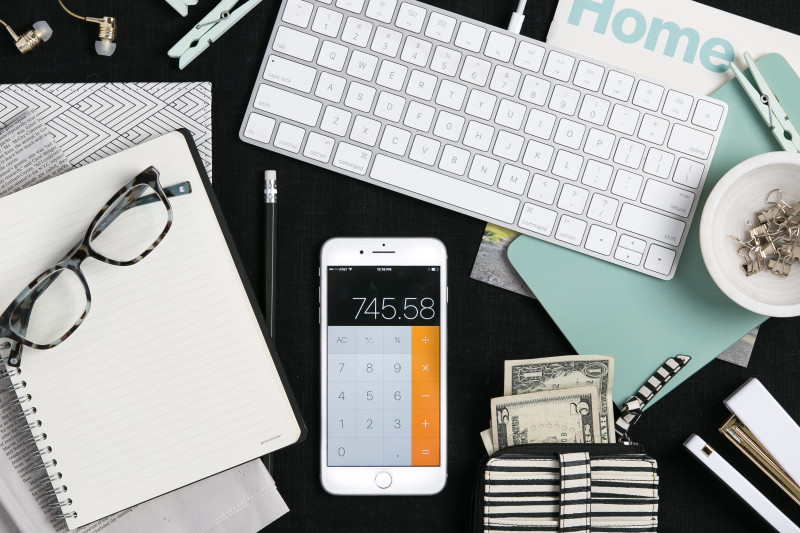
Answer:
[{"left": 0, "top": 131, "right": 305, "bottom": 530}]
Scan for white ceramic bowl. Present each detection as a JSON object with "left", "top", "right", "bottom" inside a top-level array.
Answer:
[{"left": 700, "top": 152, "right": 800, "bottom": 317}]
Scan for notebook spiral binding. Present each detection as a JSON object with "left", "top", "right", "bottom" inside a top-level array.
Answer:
[{"left": 0, "top": 364, "right": 76, "bottom": 521}]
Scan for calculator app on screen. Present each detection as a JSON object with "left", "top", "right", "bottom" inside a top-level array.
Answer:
[{"left": 326, "top": 266, "right": 441, "bottom": 467}]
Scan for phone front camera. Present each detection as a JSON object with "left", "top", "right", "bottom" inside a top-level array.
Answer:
[{"left": 360, "top": 250, "right": 364, "bottom": 254}]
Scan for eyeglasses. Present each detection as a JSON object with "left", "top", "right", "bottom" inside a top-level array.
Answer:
[{"left": 0, "top": 166, "right": 192, "bottom": 368}]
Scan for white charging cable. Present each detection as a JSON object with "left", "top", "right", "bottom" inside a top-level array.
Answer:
[{"left": 507, "top": 0, "right": 526, "bottom": 34}]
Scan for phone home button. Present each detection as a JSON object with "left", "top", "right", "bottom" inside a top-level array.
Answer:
[{"left": 375, "top": 471, "right": 392, "bottom": 489}]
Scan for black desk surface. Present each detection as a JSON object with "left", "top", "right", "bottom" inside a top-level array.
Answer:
[{"left": 3, "top": 1, "right": 800, "bottom": 531}]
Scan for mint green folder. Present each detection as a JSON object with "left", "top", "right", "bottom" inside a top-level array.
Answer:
[{"left": 508, "top": 54, "right": 800, "bottom": 408}]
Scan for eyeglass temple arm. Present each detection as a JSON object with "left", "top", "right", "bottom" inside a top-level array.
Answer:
[{"left": 5, "top": 272, "right": 59, "bottom": 366}]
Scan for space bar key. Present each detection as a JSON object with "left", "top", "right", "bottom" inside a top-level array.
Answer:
[{"left": 370, "top": 155, "right": 520, "bottom": 224}]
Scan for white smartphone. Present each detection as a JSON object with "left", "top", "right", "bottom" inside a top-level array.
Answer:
[{"left": 320, "top": 237, "right": 447, "bottom": 495}]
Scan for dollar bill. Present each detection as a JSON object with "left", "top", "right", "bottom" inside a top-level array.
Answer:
[
  {"left": 504, "top": 355, "right": 615, "bottom": 443},
  {"left": 480, "top": 428, "right": 495, "bottom": 455},
  {"left": 491, "top": 387, "right": 601, "bottom": 451}
]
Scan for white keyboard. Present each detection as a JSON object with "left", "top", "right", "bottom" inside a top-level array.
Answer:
[{"left": 239, "top": 0, "right": 727, "bottom": 279}]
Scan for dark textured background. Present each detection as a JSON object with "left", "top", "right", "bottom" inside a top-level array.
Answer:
[{"left": 3, "top": 1, "right": 800, "bottom": 531}]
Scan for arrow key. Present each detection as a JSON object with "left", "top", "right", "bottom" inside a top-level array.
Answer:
[
  {"left": 585, "top": 224, "right": 616, "bottom": 256},
  {"left": 644, "top": 244, "right": 676, "bottom": 276}
]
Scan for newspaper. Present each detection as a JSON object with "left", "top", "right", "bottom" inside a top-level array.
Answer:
[
  {"left": 469, "top": 0, "right": 800, "bottom": 367},
  {"left": 0, "top": 115, "right": 288, "bottom": 533}
]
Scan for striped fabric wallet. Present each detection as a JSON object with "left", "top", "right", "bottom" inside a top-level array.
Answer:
[{"left": 473, "top": 355, "right": 692, "bottom": 533}]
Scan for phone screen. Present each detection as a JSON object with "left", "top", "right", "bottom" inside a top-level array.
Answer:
[{"left": 326, "top": 265, "right": 441, "bottom": 467}]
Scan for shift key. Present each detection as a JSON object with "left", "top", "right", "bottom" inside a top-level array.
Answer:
[
  {"left": 254, "top": 84, "right": 322, "bottom": 126},
  {"left": 616, "top": 203, "right": 685, "bottom": 246}
]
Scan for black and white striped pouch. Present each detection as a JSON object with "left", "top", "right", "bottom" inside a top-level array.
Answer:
[{"left": 472, "top": 355, "right": 690, "bottom": 533}]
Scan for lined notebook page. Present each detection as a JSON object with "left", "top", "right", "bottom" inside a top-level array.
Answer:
[{"left": 0, "top": 132, "right": 301, "bottom": 529}]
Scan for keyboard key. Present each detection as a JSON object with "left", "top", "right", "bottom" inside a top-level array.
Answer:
[
  {"left": 425, "top": 12, "right": 456, "bottom": 43},
  {"left": 543, "top": 51, "right": 575, "bottom": 82},
  {"left": 347, "top": 50, "right": 379, "bottom": 80},
  {"left": 555, "top": 215, "right": 586, "bottom": 246},
  {"left": 611, "top": 169, "right": 642, "bottom": 200},
  {"left": 255, "top": 84, "right": 322, "bottom": 126},
  {"left": 350, "top": 115, "right": 382, "bottom": 146},
  {"left": 492, "top": 131, "right": 524, "bottom": 161},
  {"left": 370, "top": 155, "right": 520, "bottom": 223},
  {"left": 334, "top": 142, "right": 372, "bottom": 174},
  {"left": 514, "top": 42, "right": 545, "bottom": 72},
  {"left": 365, "top": 0, "right": 397, "bottom": 23},
  {"left": 264, "top": 55, "right": 317, "bottom": 93},
  {"left": 376, "top": 60, "right": 408, "bottom": 90},
  {"left": 374, "top": 91, "right": 405, "bottom": 122},
  {"left": 603, "top": 70, "right": 634, "bottom": 101},
  {"left": 524, "top": 109, "right": 556, "bottom": 140},
  {"left": 396, "top": 2, "right": 426, "bottom": 33},
  {"left": 616, "top": 203, "right": 685, "bottom": 246},
  {"left": 435, "top": 80, "right": 467, "bottom": 110},
  {"left": 439, "top": 145, "right": 470, "bottom": 174},
  {"left": 554, "top": 119, "right": 586, "bottom": 150},
  {"left": 304, "top": 132, "right": 336, "bottom": 162},
  {"left": 320, "top": 106, "right": 352, "bottom": 135},
  {"left": 401, "top": 37, "right": 432, "bottom": 67},
  {"left": 468, "top": 154, "right": 500, "bottom": 184},
  {"left": 282, "top": 0, "right": 314, "bottom": 28},
  {"left": 557, "top": 183, "right": 589, "bottom": 214},
  {"left": 614, "top": 246, "right": 642, "bottom": 266},
  {"left": 344, "top": 82, "right": 376, "bottom": 112},
  {"left": 337, "top": 0, "right": 366, "bottom": 13},
  {"left": 243, "top": 113, "right": 276, "bottom": 144},
  {"left": 465, "top": 90, "right": 496, "bottom": 120},
  {"left": 407, "top": 70, "right": 438, "bottom": 100},
  {"left": 613, "top": 138, "right": 645, "bottom": 169},
  {"left": 274, "top": 122, "right": 306, "bottom": 152},
  {"left": 498, "top": 165, "right": 529, "bottom": 195},
  {"left": 667, "top": 124, "right": 714, "bottom": 159},
  {"left": 429, "top": 46, "right": 461, "bottom": 76},
  {"left": 637, "top": 114, "right": 669, "bottom": 145},
  {"left": 342, "top": 17, "right": 373, "bottom": 47},
  {"left": 643, "top": 148, "right": 674, "bottom": 179},
  {"left": 404, "top": 101, "right": 435, "bottom": 131},
  {"left": 584, "top": 128, "right": 614, "bottom": 159},
  {"left": 608, "top": 105, "right": 640, "bottom": 135},
  {"left": 312, "top": 7, "right": 343, "bottom": 37},
  {"left": 663, "top": 90, "right": 693, "bottom": 121},
  {"left": 519, "top": 203, "right": 557, "bottom": 235},
  {"left": 582, "top": 160, "right": 613, "bottom": 190},
  {"left": 528, "top": 174, "right": 559, "bottom": 204},
  {"left": 523, "top": 140, "right": 554, "bottom": 171},
  {"left": 673, "top": 158, "right": 704, "bottom": 188},
  {"left": 692, "top": 100, "right": 724, "bottom": 130},
  {"left": 380, "top": 124, "right": 412, "bottom": 155},
  {"left": 585, "top": 225, "right": 616, "bottom": 255},
  {"left": 632, "top": 80, "right": 664, "bottom": 111},
  {"left": 485, "top": 32, "right": 516, "bottom": 62},
  {"left": 586, "top": 193, "right": 618, "bottom": 224},
  {"left": 463, "top": 121, "right": 494, "bottom": 151},
  {"left": 433, "top": 111, "right": 465, "bottom": 142},
  {"left": 490, "top": 66, "right": 521, "bottom": 96},
  {"left": 549, "top": 85, "right": 580, "bottom": 115},
  {"left": 519, "top": 75, "right": 550, "bottom": 106},
  {"left": 315, "top": 72, "right": 347, "bottom": 102},
  {"left": 640, "top": 179, "right": 695, "bottom": 218},
  {"left": 552, "top": 150, "right": 583, "bottom": 181},
  {"left": 371, "top": 27, "right": 403, "bottom": 57},
  {"left": 460, "top": 56, "right": 491, "bottom": 86},
  {"left": 578, "top": 94, "right": 610, "bottom": 126},
  {"left": 618, "top": 234, "right": 646, "bottom": 254},
  {"left": 573, "top": 61, "right": 604, "bottom": 92},
  {"left": 317, "top": 40, "right": 348, "bottom": 71},
  {"left": 409, "top": 135, "right": 441, "bottom": 164},
  {"left": 495, "top": 99, "right": 526, "bottom": 130},
  {"left": 273, "top": 25, "right": 319, "bottom": 61},
  {"left": 644, "top": 244, "right": 676, "bottom": 276},
  {"left": 454, "top": 22, "right": 486, "bottom": 52}
]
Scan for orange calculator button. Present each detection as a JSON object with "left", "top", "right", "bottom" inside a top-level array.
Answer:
[
  {"left": 411, "top": 409, "right": 439, "bottom": 438},
  {"left": 412, "top": 437, "right": 440, "bottom": 466},
  {"left": 412, "top": 381, "right": 439, "bottom": 410},
  {"left": 412, "top": 352, "right": 440, "bottom": 383},
  {"left": 411, "top": 326, "right": 439, "bottom": 355}
]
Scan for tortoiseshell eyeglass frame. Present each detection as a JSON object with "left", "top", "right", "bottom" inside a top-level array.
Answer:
[{"left": 0, "top": 166, "right": 192, "bottom": 368}]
